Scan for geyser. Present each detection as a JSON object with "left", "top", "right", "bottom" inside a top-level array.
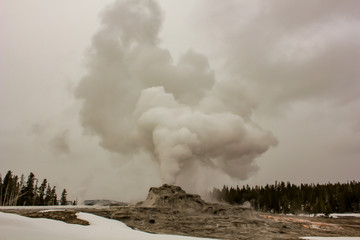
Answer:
[{"left": 75, "top": 0, "right": 277, "bottom": 190}]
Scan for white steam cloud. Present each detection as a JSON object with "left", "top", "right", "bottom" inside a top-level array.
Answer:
[{"left": 76, "top": 0, "right": 277, "bottom": 188}]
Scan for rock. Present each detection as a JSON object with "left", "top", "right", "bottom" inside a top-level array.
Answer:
[{"left": 138, "top": 184, "right": 206, "bottom": 210}]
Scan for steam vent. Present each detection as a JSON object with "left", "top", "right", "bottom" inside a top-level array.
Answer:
[
  {"left": 139, "top": 184, "right": 206, "bottom": 210},
  {"left": 136, "top": 184, "right": 252, "bottom": 217}
]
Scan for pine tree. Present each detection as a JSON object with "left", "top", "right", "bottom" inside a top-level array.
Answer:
[
  {"left": 2, "top": 171, "right": 19, "bottom": 206},
  {"left": 2, "top": 171, "right": 12, "bottom": 205},
  {"left": 44, "top": 184, "right": 52, "bottom": 205},
  {"left": 51, "top": 186, "right": 57, "bottom": 205},
  {"left": 60, "top": 189, "right": 68, "bottom": 205},
  {"left": 16, "top": 174, "right": 25, "bottom": 205},
  {"left": 20, "top": 172, "right": 36, "bottom": 206},
  {"left": 8, "top": 175, "right": 19, "bottom": 206},
  {"left": 37, "top": 179, "right": 47, "bottom": 205},
  {"left": 1, "top": 171, "right": 72, "bottom": 206},
  {"left": 32, "top": 178, "right": 38, "bottom": 206},
  {"left": 210, "top": 181, "right": 360, "bottom": 214}
]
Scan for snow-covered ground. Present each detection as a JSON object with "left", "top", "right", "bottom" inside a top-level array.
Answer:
[
  {"left": 329, "top": 213, "right": 360, "bottom": 219},
  {"left": 0, "top": 211, "right": 216, "bottom": 240},
  {"left": 298, "top": 213, "right": 360, "bottom": 218},
  {"left": 1, "top": 211, "right": 359, "bottom": 240},
  {"left": 301, "top": 238, "right": 360, "bottom": 240},
  {"left": 0, "top": 205, "right": 110, "bottom": 210}
]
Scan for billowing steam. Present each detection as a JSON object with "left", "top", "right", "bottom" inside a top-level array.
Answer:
[{"left": 76, "top": 0, "right": 277, "bottom": 187}]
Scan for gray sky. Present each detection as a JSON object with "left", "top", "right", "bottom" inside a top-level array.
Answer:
[{"left": 1, "top": 0, "right": 359, "bottom": 202}]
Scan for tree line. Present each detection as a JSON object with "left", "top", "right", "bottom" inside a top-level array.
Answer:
[
  {"left": 211, "top": 181, "right": 360, "bottom": 214},
  {"left": 0, "top": 170, "right": 71, "bottom": 206}
]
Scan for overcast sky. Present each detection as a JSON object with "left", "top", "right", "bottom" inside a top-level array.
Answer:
[{"left": 1, "top": 0, "right": 359, "bottom": 202}]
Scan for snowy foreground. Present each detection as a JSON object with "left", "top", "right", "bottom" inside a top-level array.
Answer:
[
  {"left": 0, "top": 211, "right": 359, "bottom": 240},
  {"left": 0, "top": 211, "right": 215, "bottom": 240}
]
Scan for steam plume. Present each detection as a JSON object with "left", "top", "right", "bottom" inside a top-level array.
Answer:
[
  {"left": 48, "top": 130, "right": 70, "bottom": 156},
  {"left": 76, "top": 0, "right": 277, "bottom": 188}
]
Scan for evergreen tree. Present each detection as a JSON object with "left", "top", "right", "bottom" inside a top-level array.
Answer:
[
  {"left": 52, "top": 186, "right": 57, "bottom": 205},
  {"left": 32, "top": 178, "right": 39, "bottom": 206},
  {"left": 1, "top": 171, "right": 19, "bottom": 206},
  {"left": 211, "top": 181, "right": 360, "bottom": 214},
  {"left": 44, "top": 184, "right": 52, "bottom": 205},
  {"left": 60, "top": 189, "right": 68, "bottom": 205},
  {"left": 2, "top": 171, "right": 12, "bottom": 205},
  {"left": 16, "top": 174, "right": 25, "bottom": 205},
  {"left": 36, "top": 179, "right": 47, "bottom": 205},
  {"left": 1, "top": 170, "right": 72, "bottom": 206},
  {"left": 20, "top": 172, "right": 36, "bottom": 206},
  {"left": 8, "top": 175, "right": 19, "bottom": 206}
]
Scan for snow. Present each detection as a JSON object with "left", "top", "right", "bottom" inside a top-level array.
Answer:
[
  {"left": 298, "top": 213, "right": 360, "bottom": 218},
  {"left": 330, "top": 213, "right": 360, "bottom": 219},
  {"left": 301, "top": 238, "right": 360, "bottom": 240},
  {"left": 0, "top": 211, "right": 216, "bottom": 240},
  {"left": 0, "top": 205, "right": 109, "bottom": 210},
  {"left": 1, "top": 210, "right": 359, "bottom": 240},
  {"left": 39, "top": 209, "right": 66, "bottom": 213}
]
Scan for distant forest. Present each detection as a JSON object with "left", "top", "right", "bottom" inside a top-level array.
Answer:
[
  {"left": 211, "top": 181, "right": 360, "bottom": 214},
  {"left": 0, "top": 171, "right": 71, "bottom": 206}
]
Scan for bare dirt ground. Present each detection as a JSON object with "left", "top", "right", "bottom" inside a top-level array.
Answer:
[{"left": 1, "top": 185, "right": 359, "bottom": 240}]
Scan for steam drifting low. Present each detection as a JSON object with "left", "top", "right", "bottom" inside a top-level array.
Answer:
[{"left": 76, "top": 0, "right": 277, "bottom": 188}]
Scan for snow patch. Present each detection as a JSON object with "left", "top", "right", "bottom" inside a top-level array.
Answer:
[
  {"left": 39, "top": 209, "right": 65, "bottom": 213},
  {"left": 330, "top": 213, "right": 360, "bottom": 219},
  {"left": 298, "top": 213, "right": 360, "bottom": 218},
  {"left": 0, "top": 205, "right": 109, "bottom": 210},
  {"left": 0, "top": 211, "right": 217, "bottom": 240},
  {"left": 301, "top": 237, "right": 360, "bottom": 240}
]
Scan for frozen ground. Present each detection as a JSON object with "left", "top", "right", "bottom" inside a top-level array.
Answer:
[{"left": 0, "top": 211, "right": 216, "bottom": 240}]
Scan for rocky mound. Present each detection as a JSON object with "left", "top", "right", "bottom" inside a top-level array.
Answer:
[{"left": 138, "top": 184, "right": 206, "bottom": 210}]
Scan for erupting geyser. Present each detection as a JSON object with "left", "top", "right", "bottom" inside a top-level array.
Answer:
[{"left": 75, "top": 0, "right": 277, "bottom": 191}]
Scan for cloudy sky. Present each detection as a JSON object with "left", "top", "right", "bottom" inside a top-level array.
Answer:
[{"left": 1, "top": 0, "right": 359, "bottom": 202}]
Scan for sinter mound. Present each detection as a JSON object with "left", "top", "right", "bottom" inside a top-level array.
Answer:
[{"left": 138, "top": 184, "right": 206, "bottom": 210}]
